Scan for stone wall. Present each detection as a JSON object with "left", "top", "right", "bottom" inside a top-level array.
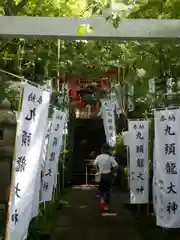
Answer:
[{"left": 0, "top": 99, "right": 16, "bottom": 208}]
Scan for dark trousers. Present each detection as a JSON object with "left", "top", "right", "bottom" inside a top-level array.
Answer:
[{"left": 99, "top": 173, "right": 112, "bottom": 205}]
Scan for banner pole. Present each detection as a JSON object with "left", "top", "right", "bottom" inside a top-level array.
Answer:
[
  {"left": 52, "top": 187, "right": 56, "bottom": 203},
  {"left": 126, "top": 146, "right": 130, "bottom": 190},
  {"left": 4, "top": 84, "right": 23, "bottom": 240},
  {"left": 62, "top": 164, "right": 65, "bottom": 192},
  {"left": 62, "top": 124, "right": 67, "bottom": 192},
  {"left": 57, "top": 173, "right": 61, "bottom": 199},
  {"left": 85, "top": 165, "right": 88, "bottom": 186},
  {"left": 146, "top": 202, "right": 149, "bottom": 216}
]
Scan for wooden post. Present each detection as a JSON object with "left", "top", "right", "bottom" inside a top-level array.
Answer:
[
  {"left": 137, "top": 204, "right": 141, "bottom": 216},
  {"left": 146, "top": 203, "right": 149, "bottom": 216},
  {"left": 85, "top": 165, "right": 88, "bottom": 186}
]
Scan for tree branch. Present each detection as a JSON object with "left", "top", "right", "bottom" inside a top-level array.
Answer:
[
  {"left": 0, "top": 38, "right": 16, "bottom": 53},
  {"left": 4, "top": 0, "right": 29, "bottom": 15},
  {"left": 4, "top": 0, "right": 15, "bottom": 16},
  {"left": 16, "top": 0, "right": 29, "bottom": 13}
]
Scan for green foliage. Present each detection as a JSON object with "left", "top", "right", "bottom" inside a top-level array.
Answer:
[
  {"left": 60, "top": 147, "right": 71, "bottom": 164},
  {"left": 130, "top": 0, "right": 180, "bottom": 19},
  {"left": 113, "top": 133, "right": 125, "bottom": 158},
  {"left": 26, "top": 202, "right": 58, "bottom": 240},
  {"left": 0, "top": 0, "right": 89, "bottom": 16}
]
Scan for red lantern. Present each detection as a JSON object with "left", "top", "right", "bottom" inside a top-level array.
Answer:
[
  {"left": 69, "top": 89, "right": 77, "bottom": 98},
  {"left": 101, "top": 78, "right": 109, "bottom": 90},
  {"left": 77, "top": 97, "right": 84, "bottom": 109}
]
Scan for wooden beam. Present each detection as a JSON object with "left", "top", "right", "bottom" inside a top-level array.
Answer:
[{"left": 0, "top": 16, "right": 180, "bottom": 40}]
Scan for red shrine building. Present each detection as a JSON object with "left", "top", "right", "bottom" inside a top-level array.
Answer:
[{"left": 61, "top": 67, "right": 120, "bottom": 118}]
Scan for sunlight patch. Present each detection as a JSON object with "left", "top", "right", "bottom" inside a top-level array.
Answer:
[
  {"left": 102, "top": 212, "right": 117, "bottom": 217},
  {"left": 77, "top": 24, "right": 94, "bottom": 36}
]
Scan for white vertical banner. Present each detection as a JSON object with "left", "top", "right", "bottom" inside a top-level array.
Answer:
[
  {"left": 31, "top": 119, "right": 52, "bottom": 214},
  {"left": 7, "top": 83, "right": 51, "bottom": 240},
  {"left": 41, "top": 109, "right": 67, "bottom": 202},
  {"left": 154, "top": 109, "right": 180, "bottom": 228},
  {"left": 128, "top": 120, "right": 149, "bottom": 204},
  {"left": 100, "top": 100, "right": 108, "bottom": 137},
  {"left": 149, "top": 78, "right": 155, "bottom": 93},
  {"left": 128, "top": 84, "right": 134, "bottom": 112},
  {"left": 177, "top": 78, "right": 180, "bottom": 94},
  {"left": 41, "top": 120, "right": 52, "bottom": 171},
  {"left": 111, "top": 83, "right": 123, "bottom": 116},
  {"left": 122, "top": 131, "right": 131, "bottom": 188},
  {"left": 101, "top": 99, "right": 116, "bottom": 147},
  {"left": 166, "top": 78, "right": 173, "bottom": 97},
  {"left": 128, "top": 97, "right": 134, "bottom": 112},
  {"left": 53, "top": 117, "right": 68, "bottom": 190}
]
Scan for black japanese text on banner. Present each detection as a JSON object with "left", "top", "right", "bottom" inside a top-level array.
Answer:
[
  {"left": 42, "top": 109, "right": 67, "bottom": 202},
  {"left": 38, "top": 120, "right": 52, "bottom": 204},
  {"left": 7, "top": 84, "right": 51, "bottom": 240},
  {"left": 154, "top": 109, "right": 180, "bottom": 228},
  {"left": 166, "top": 78, "right": 173, "bottom": 96},
  {"left": 101, "top": 99, "right": 116, "bottom": 147},
  {"left": 31, "top": 119, "right": 52, "bottom": 215},
  {"left": 128, "top": 120, "right": 149, "bottom": 204}
]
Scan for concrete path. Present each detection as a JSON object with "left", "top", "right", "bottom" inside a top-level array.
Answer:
[{"left": 50, "top": 187, "right": 179, "bottom": 240}]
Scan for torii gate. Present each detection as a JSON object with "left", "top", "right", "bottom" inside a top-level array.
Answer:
[{"left": 0, "top": 16, "right": 180, "bottom": 40}]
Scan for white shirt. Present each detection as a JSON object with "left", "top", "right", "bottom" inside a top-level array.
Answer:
[{"left": 93, "top": 154, "right": 118, "bottom": 174}]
